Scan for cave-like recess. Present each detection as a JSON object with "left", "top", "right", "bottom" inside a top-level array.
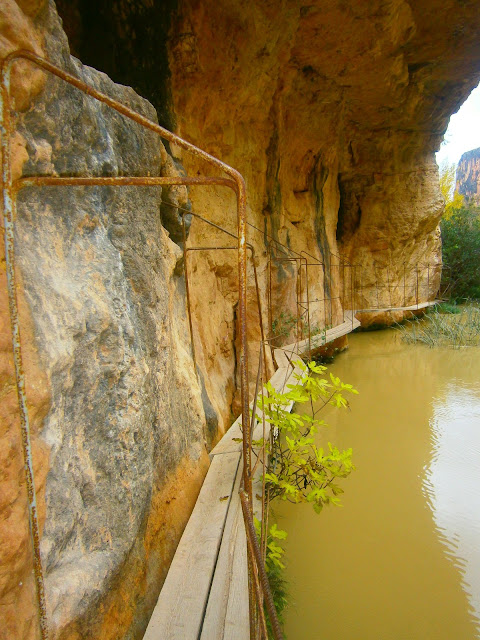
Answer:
[{"left": 55, "top": 0, "right": 177, "bottom": 129}]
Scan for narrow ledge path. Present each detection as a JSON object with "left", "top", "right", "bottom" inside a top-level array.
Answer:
[
  {"left": 143, "top": 311, "right": 364, "bottom": 640},
  {"left": 143, "top": 302, "right": 441, "bottom": 639}
]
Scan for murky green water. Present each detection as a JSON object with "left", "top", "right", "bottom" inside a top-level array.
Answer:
[{"left": 277, "top": 329, "right": 480, "bottom": 640}]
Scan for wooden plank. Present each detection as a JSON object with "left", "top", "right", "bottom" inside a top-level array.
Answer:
[
  {"left": 209, "top": 366, "right": 293, "bottom": 459},
  {"left": 273, "top": 347, "right": 289, "bottom": 368},
  {"left": 143, "top": 452, "right": 241, "bottom": 640},
  {"left": 354, "top": 300, "right": 439, "bottom": 313},
  {"left": 281, "top": 314, "right": 361, "bottom": 357},
  {"left": 268, "top": 365, "right": 291, "bottom": 393},
  {"left": 200, "top": 464, "right": 249, "bottom": 640},
  {"left": 209, "top": 416, "right": 243, "bottom": 458},
  {"left": 222, "top": 511, "right": 249, "bottom": 640}
]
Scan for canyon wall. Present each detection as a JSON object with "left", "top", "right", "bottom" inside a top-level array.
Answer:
[
  {"left": 1, "top": 3, "right": 209, "bottom": 640},
  {"left": 2, "top": 1, "right": 480, "bottom": 639},
  {"left": 456, "top": 147, "right": 480, "bottom": 204},
  {"left": 166, "top": 0, "right": 480, "bottom": 409}
]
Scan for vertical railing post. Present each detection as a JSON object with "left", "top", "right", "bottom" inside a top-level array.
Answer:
[
  {"left": 329, "top": 253, "right": 333, "bottom": 327},
  {"left": 296, "top": 258, "right": 301, "bottom": 343},
  {"left": 416, "top": 267, "right": 419, "bottom": 308},
  {"left": 1, "top": 58, "right": 49, "bottom": 640},
  {"left": 268, "top": 251, "right": 273, "bottom": 353},
  {"left": 248, "top": 246, "right": 268, "bottom": 379},
  {"left": 374, "top": 262, "right": 380, "bottom": 310},
  {"left": 427, "top": 263, "right": 430, "bottom": 303},
  {"left": 182, "top": 214, "right": 197, "bottom": 373},
  {"left": 234, "top": 177, "right": 258, "bottom": 639},
  {"left": 305, "top": 258, "right": 311, "bottom": 358},
  {"left": 387, "top": 264, "right": 392, "bottom": 308},
  {"left": 351, "top": 266, "right": 355, "bottom": 330},
  {"left": 322, "top": 262, "right": 328, "bottom": 331}
]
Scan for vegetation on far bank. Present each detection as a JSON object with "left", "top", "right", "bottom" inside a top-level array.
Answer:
[
  {"left": 439, "top": 160, "right": 480, "bottom": 302},
  {"left": 397, "top": 304, "right": 480, "bottom": 348},
  {"left": 394, "top": 162, "right": 480, "bottom": 349}
]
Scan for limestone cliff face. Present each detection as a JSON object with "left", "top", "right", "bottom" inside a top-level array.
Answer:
[
  {"left": 456, "top": 147, "right": 480, "bottom": 204},
  {"left": 1, "top": 3, "right": 208, "bottom": 640},
  {"left": 166, "top": 0, "right": 480, "bottom": 416},
  {"left": 2, "top": 1, "right": 480, "bottom": 639}
]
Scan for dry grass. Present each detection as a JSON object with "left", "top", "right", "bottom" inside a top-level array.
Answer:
[{"left": 396, "top": 305, "right": 480, "bottom": 348}]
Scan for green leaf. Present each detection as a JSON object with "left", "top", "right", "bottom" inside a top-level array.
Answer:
[{"left": 269, "top": 523, "right": 288, "bottom": 540}]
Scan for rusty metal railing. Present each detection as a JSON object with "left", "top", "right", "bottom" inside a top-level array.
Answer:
[
  {"left": 179, "top": 207, "right": 268, "bottom": 397},
  {"left": 351, "top": 260, "right": 442, "bottom": 313},
  {"left": 0, "top": 49, "right": 251, "bottom": 640}
]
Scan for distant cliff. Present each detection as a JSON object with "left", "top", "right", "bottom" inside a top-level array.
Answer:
[{"left": 456, "top": 147, "right": 480, "bottom": 203}]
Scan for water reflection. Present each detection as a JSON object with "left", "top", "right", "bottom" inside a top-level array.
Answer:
[
  {"left": 279, "top": 330, "right": 480, "bottom": 639},
  {"left": 425, "top": 384, "right": 480, "bottom": 633}
]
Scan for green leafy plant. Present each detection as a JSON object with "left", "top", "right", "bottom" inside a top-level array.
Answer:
[
  {"left": 253, "top": 360, "right": 357, "bottom": 636},
  {"left": 271, "top": 311, "right": 298, "bottom": 338},
  {"left": 438, "top": 160, "right": 465, "bottom": 219},
  {"left": 254, "top": 518, "right": 289, "bottom": 636},
  {"left": 258, "top": 360, "right": 357, "bottom": 514},
  {"left": 254, "top": 519, "right": 288, "bottom": 572},
  {"left": 271, "top": 313, "right": 325, "bottom": 342},
  {"left": 431, "top": 301, "right": 461, "bottom": 314}
]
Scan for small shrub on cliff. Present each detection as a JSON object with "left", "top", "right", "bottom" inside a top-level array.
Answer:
[{"left": 271, "top": 312, "right": 297, "bottom": 339}]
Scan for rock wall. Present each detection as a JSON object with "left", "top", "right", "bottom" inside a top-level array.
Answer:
[
  {"left": 1, "top": 3, "right": 209, "bottom": 639},
  {"left": 166, "top": 0, "right": 480, "bottom": 414},
  {"left": 456, "top": 147, "right": 480, "bottom": 204},
  {"left": 2, "top": 1, "right": 480, "bottom": 639}
]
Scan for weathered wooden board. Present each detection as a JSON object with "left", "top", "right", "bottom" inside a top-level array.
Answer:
[
  {"left": 209, "top": 415, "right": 243, "bottom": 458},
  {"left": 280, "top": 311, "right": 361, "bottom": 357},
  {"left": 222, "top": 508, "right": 249, "bottom": 640},
  {"left": 200, "top": 464, "right": 249, "bottom": 640},
  {"left": 143, "top": 451, "right": 241, "bottom": 640},
  {"left": 268, "top": 365, "right": 292, "bottom": 392},
  {"left": 208, "top": 366, "right": 294, "bottom": 459},
  {"left": 355, "top": 300, "right": 439, "bottom": 313},
  {"left": 145, "top": 310, "right": 366, "bottom": 639}
]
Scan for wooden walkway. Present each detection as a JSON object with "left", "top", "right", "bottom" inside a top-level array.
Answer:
[
  {"left": 355, "top": 300, "right": 439, "bottom": 313},
  {"left": 143, "top": 365, "right": 298, "bottom": 640},
  {"left": 142, "top": 301, "right": 442, "bottom": 638},
  {"left": 141, "top": 310, "right": 365, "bottom": 640}
]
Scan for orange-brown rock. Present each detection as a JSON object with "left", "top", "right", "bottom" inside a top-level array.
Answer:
[
  {"left": 166, "top": 0, "right": 480, "bottom": 411},
  {"left": 0, "top": 0, "right": 47, "bottom": 110},
  {"left": 1, "top": 4, "right": 209, "bottom": 640},
  {"left": 356, "top": 308, "right": 426, "bottom": 329}
]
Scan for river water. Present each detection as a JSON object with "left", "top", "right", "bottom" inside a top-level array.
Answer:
[{"left": 277, "top": 329, "right": 480, "bottom": 639}]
